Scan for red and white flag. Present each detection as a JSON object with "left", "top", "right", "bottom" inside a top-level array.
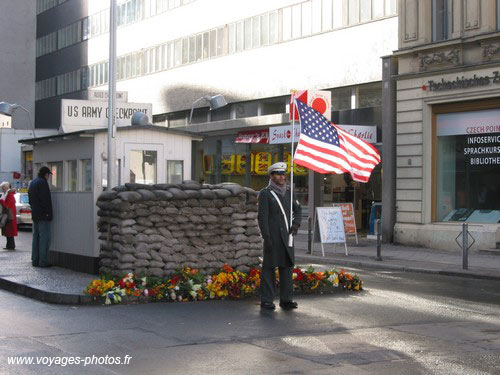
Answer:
[{"left": 293, "top": 99, "right": 381, "bottom": 183}]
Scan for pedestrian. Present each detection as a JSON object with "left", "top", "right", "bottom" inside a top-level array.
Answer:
[
  {"left": 0, "top": 182, "right": 17, "bottom": 250},
  {"left": 258, "top": 162, "right": 302, "bottom": 310},
  {"left": 28, "top": 166, "right": 53, "bottom": 267}
]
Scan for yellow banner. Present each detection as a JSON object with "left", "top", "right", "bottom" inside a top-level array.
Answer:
[
  {"left": 235, "top": 154, "right": 254, "bottom": 175},
  {"left": 254, "top": 152, "right": 272, "bottom": 175},
  {"left": 221, "top": 154, "right": 235, "bottom": 175}
]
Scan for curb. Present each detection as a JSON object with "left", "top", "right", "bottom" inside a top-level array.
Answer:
[
  {"left": 0, "top": 277, "right": 96, "bottom": 305},
  {"left": 295, "top": 255, "right": 500, "bottom": 282}
]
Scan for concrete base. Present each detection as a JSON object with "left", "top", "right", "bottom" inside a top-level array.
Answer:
[{"left": 394, "top": 223, "right": 500, "bottom": 251}]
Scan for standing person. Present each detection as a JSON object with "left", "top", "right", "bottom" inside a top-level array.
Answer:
[
  {"left": 258, "top": 162, "right": 302, "bottom": 310},
  {"left": 0, "top": 182, "right": 17, "bottom": 250},
  {"left": 28, "top": 166, "right": 53, "bottom": 267}
]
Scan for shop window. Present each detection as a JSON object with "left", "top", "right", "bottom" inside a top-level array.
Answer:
[
  {"left": 48, "top": 162, "right": 63, "bottom": 191},
  {"left": 435, "top": 109, "right": 500, "bottom": 223},
  {"left": 67, "top": 160, "right": 77, "bottom": 192},
  {"left": 167, "top": 160, "right": 184, "bottom": 184},
  {"left": 81, "top": 159, "right": 92, "bottom": 192},
  {"left": 129, "top": 151, "right": 157, "bottom": 185},
  {"left": 432, "top": 0, "right": 453, "bottom": 42}
]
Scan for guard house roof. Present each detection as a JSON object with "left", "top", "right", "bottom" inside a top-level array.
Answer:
[{"left": 18, "top": 125, "right": 204, "bottom": 144}]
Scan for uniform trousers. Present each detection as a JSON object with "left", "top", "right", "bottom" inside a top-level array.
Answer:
[{"left": 260, "top": 266, "right": 293, "bottom": 304}]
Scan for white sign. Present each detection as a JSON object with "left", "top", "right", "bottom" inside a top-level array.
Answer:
[
  {"left": 0, "top": 114, "right": 11, "bottom": 129},
  {"left": 308, "top": 90, "right": 332, "bottom": 121},
  {"left": 437, "top": 109, "right": 500, "bottom": 136},
  {"left": 61, "top": 99, "right": 152, "bottom": 133},
  {"left": 88, "top": 90, "right": 128, "bottom": 102},
  {"left": 316, "top": 207, "right": 346, "bottom": 243},
  {"left": 269, "top": 124, "right": 301, "bottom": 144},
  {"left": 337, "top": 125, "right": 377, "bottom": 143}
]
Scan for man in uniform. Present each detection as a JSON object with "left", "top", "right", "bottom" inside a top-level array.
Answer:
[{"left": 258, "top": 162, "right": 302, "bottom": 310}]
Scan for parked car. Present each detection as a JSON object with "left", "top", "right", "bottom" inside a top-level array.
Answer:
[{"left": 14, "top": 192, "right": 32, "bottom": 227}]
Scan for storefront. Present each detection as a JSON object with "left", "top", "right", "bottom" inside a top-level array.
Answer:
[
  {"left": 190, "top": 96, "right": 383, "bottom": 232},
  {"left": 394, "top": 67, "right": 500, "bottom": 250}
]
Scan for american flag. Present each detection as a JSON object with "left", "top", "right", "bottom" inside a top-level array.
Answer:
[{"left": 293, "top": 99, "right": 381, "bottom": 183}]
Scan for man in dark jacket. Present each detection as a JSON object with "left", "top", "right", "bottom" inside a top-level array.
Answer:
[
  {"left": 28, "top": 166, "right": 53, "bottom": 267},
  {"left": 258, "top": 162, "right": 302, "bottom": 310}
]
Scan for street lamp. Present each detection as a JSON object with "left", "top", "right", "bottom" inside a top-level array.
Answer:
[
  {"left": 188, "top": 94, "right": 227, "bottom": 124},
  {"left": 0, "top": 102, "right": 36, "bottom": 138}
]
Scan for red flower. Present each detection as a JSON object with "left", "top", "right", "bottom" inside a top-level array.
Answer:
[{"left": 170, "top": 275, "right": 179, "bottom": 285}]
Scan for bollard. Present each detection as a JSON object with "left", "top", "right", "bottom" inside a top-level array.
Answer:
[
  {"left": 307, "top": 216, "right": 312, "bottom": 254},
  {"left": 462, "top": 222, "right": 468, "bottom": 270},
  {"left": 375, "top": 219, "right": 382, "bottom": 261}
]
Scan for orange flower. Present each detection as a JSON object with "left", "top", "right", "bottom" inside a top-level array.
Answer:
[{"left": 222, "top": 264, "right": 234, "bottom": 273}]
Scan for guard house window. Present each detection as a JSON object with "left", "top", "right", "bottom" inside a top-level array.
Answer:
[
  {"left": 435, "top": 109, "right": 500, "bottom": 223},
  {"left": 167, "top": 160, "right": 184, "bottom": 184},
  {"left": 81, "top": 159, "right": 92, "bottom": 192},
  {"left": 129, "top": 150, "right": 157, "bottom": 184},
  {"left": 48, "top": 162, "right": 63, "bottom": 191},
  {"left": 67, "top": 160, "right": 77, "bottom": 192},
  {"left": 432, "top": 0, "right": 453, "bottom": 42}
]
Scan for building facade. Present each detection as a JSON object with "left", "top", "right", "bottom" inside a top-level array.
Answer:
[
  {"left": 394, "top": 0, "right": 500, "bottom": 250},
  {"left": 35, "top": 0, "right": 398, "bottom": 231}
]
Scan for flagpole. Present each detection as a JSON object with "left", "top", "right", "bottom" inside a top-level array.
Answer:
[{"left": 289, "top": 97, "right": 297, "bottom": 247}]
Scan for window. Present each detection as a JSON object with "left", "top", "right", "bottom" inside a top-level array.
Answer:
[
  {"left": 282, "top": 7, "right": 292, "bottom": 41},
  {"left": 252, "top": 16, "right": 261, "bottom": 48},
  {"left": 348, "top": 0, "right": 360, "bottom": 25},
  {"left": 228, "top": 24, "right": 236, "bottom": 53},
  {"left": 189, "top": 36, "right": 196, "bottom": 63},
  {"left": 301, "top": 2, "right": 312, "bottom": 36},
  {"left": 81, "top": 159, "right": 92, "bottom": 192},
  {"left": 385, "top": 0, "right": 396, "bottom": 15},
  {"left": 311, "top": 0, "right": 321, "bottom": 34},
  {"left": 332, "top": 0, "right": 343, "bottom": 28},
  {"left": 129, "top": 150, "right": 157, "bottom": 184},
  {"left": 373, "top": 0, "right": 384, "bottom": 18},
  {"left": 432, "top": 0, "right": 453, "bottom": 42},
  {"left": 322, "top": 0, "right": 333, "bottom": 31},
  {"left": 435, "top": 109, "right": 500, "bottom": 223},
  {"left": 269, "top": 11, "right": 278, "bottom": 44},
  {"left": 67, "top": 160, "right": 77, "bottom": 191},
  {"left": 210, "top": 29, "right": 217, "bottom": 56},
  {"left": 244, "top": 19, "right": 252, "bottom": 49},
  {"left": 291, "top": 4, "right": 301, "bottom": 39},
  {"left": 216, "top": 27, "right": 225, "bottom": 56},
  {"left": 174, "top": 40, "right": 182, "bottom": 66},
  {"left": 203, "top": 32, "right": 210, "bottom": 58},
  {"left": 48, "top": 162, "right": 63, "bottom": 191},
  {"left": 260, "top": 14, "right": 269, "bottom": 46},
  {"left": 195, "top": 34, "right": 202, "bottom": 61},
  {"left": 182, "top": 38, "right": 188, "bottom": 64},
  {"left": 360, "top": 0, "right": 371, "bottom": 22},
  {"left": 167, "top": 160, "right": 184, "bottom": 184},
  {"left": 236, "top": 22, "right": 244, "bottom": 51}
]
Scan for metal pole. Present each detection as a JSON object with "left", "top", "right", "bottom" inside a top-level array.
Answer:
[
  {"left": 288, "top": 98, "right": 297, "bottom": 247},
  {"left": 107, "top": 0, "right": 117, "bottom": 190},
  {"left": 462, "top": 222, "right": 468, "bottom": 269},
  {"left": 307, "top": 216, "right": 312, "bottom": 254},
  {"left": 375, "top": 218, "right": 382, "bottom": 261}
]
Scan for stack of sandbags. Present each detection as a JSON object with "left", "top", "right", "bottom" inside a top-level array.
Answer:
[{"left": 96, "top": 181, "right": 262, "bottom": 277}]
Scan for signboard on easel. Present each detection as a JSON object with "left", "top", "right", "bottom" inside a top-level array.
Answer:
[
  {"left": 332, "top": 203, "right": 358, "bottom": 244},
  {"left": 312, "top": 207, "right": 348, "bottom": 256}
]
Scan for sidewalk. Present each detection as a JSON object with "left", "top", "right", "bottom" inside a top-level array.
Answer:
[
  {"left": 0, "top": 233, "right": 499, "bottom": 305},
  {"left": 294, "top": 233, "right": 500, "bottom": 281}
]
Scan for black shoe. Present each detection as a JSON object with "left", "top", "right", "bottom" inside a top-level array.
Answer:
[
  {"left": 260, "top": 302, "right": 276, "bottom": 310},
  {"left": 279, "top": 301, "right": 298, "bottom": 310}
]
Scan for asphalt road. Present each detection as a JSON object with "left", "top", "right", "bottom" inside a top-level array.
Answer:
[{"left": 0, "top": 259, "right": 499, "bottom": 375}]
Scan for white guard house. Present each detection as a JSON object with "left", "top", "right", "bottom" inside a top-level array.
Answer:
[{"left": 19, "top": 107, "right": 202, "bottom": 274}]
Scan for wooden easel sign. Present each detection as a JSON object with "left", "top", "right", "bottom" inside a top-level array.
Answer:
[
  {"left": 332, "top": 202, "right": 358, "bottom": 244},
  {"left": 312, "top": 207, "right": 348, "bottom": 256}
]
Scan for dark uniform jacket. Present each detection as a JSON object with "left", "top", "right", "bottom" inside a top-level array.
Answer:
[
  {"left": 258, "top": 186, "right": 302, "bottom": 268},
  {"left": 28, "top": 177, "right": 53, "bottom": 222}
]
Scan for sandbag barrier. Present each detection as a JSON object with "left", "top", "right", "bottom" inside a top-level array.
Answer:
[{"left": 96, "top": 181, "right": 262, "bottom": 277}]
